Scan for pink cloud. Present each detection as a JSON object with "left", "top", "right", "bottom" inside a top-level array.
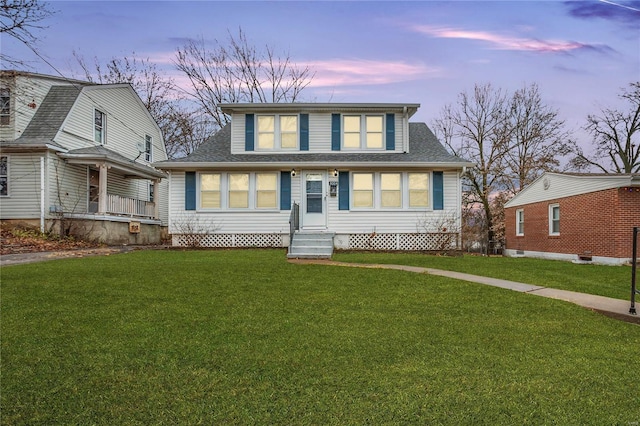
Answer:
[
  {"left": 302, "top": 59, "right": 441, "bottom": 87},
  {"left": 411, "top": 25, "right": 587, "bottom": 53}
]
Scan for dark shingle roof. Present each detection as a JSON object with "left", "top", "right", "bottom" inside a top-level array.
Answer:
[
  {"left": 159, "top": 122, "right": 470, "bottom": 167},
  {"left": 15, "top": 86, "right": 82, "bottom": 145}
]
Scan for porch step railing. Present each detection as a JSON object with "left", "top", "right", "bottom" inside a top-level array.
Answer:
[
  {"left": 288, "top": 202, "right": 300, "bottom": 254},
  {"left": 107, "top": 194, "right": 155, "bottom": 218}
]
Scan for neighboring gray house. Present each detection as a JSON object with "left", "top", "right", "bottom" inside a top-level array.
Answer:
[
  {"left": 155, "top": 103, "right": 472, "bottom": 257},
  {"left": 0, "top": 70, "right": 168, "bottom": 244}
]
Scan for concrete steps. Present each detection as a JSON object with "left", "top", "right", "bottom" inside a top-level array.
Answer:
[{"left": 287, "top": 231, "right": 334, "bottom": 259}]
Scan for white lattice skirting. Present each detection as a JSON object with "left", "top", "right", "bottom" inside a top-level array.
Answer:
[
  {"left": 173, "top": 232, "right": 459, "bottom": 251},
  {"left": 348, "top": 233, "right": 459, "bottom": 251}
]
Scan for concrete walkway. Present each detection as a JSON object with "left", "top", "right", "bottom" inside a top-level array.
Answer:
[{"left": 288, "top": 259, "right": 640, "bottom": 325}]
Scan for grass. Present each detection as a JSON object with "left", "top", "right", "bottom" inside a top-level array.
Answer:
[
  {"left": 334, "top": 251, "right": 635, "bottom": 300},
  {"left": 2, "top": 249, "right": 639, "bottom": 425}
]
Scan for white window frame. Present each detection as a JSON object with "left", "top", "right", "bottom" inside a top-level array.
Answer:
[
  {"left": 144, "top": 134, "right": 152, "bottom": 162},
  {"left": 549, "top": 204, "right": 560, "bottom": 236},
  {"left": 516, "top": 209, "right": 524, "bottom": 236},
  {"left": 352, "top": 172, "right": 374, "bottom": 209},
  {"left": 255, "top": 172, "right": 278, "bottom": 209},
  {"left": 342, "top": 115, "right": 385, "bottom": 150},
  {"left": 94, "top": 109, "right": 105, "bottom": 144},
  {"left": 0, "top": 155, "right": 8, "bottom": 196},
  {"left": 380, "top": 172, "right": 402, "bottom": 209},
  {"left": 197, "top": 172, "right": 280, "bottom": 211},
  {"left": 350, "top": 172, "right": 433, "bottom": 210},
  {"left": 0, "top": 88, "right": 10, "bottom": 126},
  {"left": 200, "top": 173, "right": 222, "bottom": 209},
  {"left": 256, "top": 114, "right": 298, "bottom": 151}
]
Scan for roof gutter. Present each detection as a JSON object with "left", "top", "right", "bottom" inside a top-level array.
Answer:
[{"left": 153, "top": 160, "right": 474, "bottom": 170}]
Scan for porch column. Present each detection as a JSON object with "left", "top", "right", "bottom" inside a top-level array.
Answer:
[
  {"left": 98, "top": 163, "right": 108, "bottom": 214},
  {"left": 153, "top": 178, "right": 160, "bottom": 219}
]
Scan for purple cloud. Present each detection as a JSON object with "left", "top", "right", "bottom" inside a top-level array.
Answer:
[{"left": 564, "top": 1, "right": 640, "bottom": 28}]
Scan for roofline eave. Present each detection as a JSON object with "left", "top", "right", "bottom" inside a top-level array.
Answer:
[{"left": 154, "top": 160, "right": 474, "bottom": 170}]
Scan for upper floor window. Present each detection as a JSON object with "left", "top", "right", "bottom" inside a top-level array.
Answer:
[
  {"left": 549, "top": 204, "right": 560, "bottom": 235},
  {"left": 516, "top": 209, "right": 524, "bottom": 236},
  {"left": 94, "top": 109, "right": 105, "bottom": 144},
  {"left": 0, "top": 156, "right": 8, "bottom": 196},
  {"left": 0, "top": 88, "right": 10, "bottom": 125},
  {"left": 257, "top": 115, "right": 298, "bottom": 150},
  {"left": 144, "top": 135, "right": 152, "bottom": 162},
  {"left": 343, "top": 115, "right": 384, "bottom": 149}
]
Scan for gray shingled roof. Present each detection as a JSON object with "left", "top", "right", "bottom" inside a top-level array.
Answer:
[
  {"left": 158, "top": 122, "right": 471, "bottom": 167},
  {"left": 59, "top": 145, "right": 166, "bottom": 179},
  {"left": 15, "top": 85, "right": 82, "bottom": 146}
]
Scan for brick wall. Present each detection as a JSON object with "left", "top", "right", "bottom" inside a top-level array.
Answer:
[{"left": 505, "top": 187, "right": 640, "bottom": 260}]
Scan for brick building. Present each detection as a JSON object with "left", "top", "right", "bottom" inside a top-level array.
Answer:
[{"left": 504, "top": 173, "right": 640, "bottom": 265}]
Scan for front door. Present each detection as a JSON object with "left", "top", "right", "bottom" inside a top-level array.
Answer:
[{"left": 302, "top": 171, "right": 327, "bottom": 229}]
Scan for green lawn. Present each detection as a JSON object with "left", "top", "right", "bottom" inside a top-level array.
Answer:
[
  {"left": 2, "top": 249, "right": 639, "bottom": 425},
  {"left": 334, "top": 251, "right": 635, "bottom": 300}
]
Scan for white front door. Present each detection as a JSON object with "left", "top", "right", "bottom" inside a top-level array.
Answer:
[{"left": 302, "top": 171, "right": 327, "bottom": 229}]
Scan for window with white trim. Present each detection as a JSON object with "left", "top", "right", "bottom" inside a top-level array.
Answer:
[
  {"left": 343, "top": 115, "right": 384, "bottom": 149},
  {"left": 408, "top": 173, "right": 429, "bottom": 208},
  {"left": 256, "top": 173, "right": 277, "bottom": 209},
  {"left": 94, "top": 109, "right": 105, "bottom": 144},
  {"left": 144, "top": 135, "right": 152, "bottom": 162},
  {"left": 516, "top": 209, "right": 524, "bottom": 236},
  {"left": 353, "top": 173, "right": 374, "bottom": 208},
  {"left": 381, "top": 173, "right": 402, "bottom": 208},
  {"left": 0, "top": 156, "right": 8, "bottom": 196},
  {"left": 200, "top": 173, "right": 221, "bottom": 209},
  {"left": 0, "top": 88, "right": 10, "bottom": 126},
  {"left": 229, "top": 173, "right": 249, "bottom": 208},
  {"left": 257, "top": 114, "right": 298, "bottom": 150},
  {"left": 549, "top": 204, "right": 560, "bottom": 235}
]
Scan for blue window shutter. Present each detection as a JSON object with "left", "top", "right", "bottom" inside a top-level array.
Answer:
[
  {"left": 245, "top": 114, "right": 255, "bottom": 151},
  {"left": 300, "top": 113, "right": 309, "bottom": 151},
  {"left": 331, "top": 113, "right": 341, "bottom": 151},
  {"left": 280, "top": 171, "right": 291, "bottom": 210},
  {"left": 433, "top": 171, "right": 444, "bottom": 210},
  {"left": 185, "top": 171, "right": 196, "bottom": 210},
  {"left": 339, "top": 171, "right": 349, "bottom": 210},
  {"left": 386, "top": 113, "right": 395, "bottom": 150}
]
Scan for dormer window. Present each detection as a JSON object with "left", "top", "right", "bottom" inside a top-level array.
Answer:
[
  {"left": 257, "top": 114, "right": 298, "bottom": 150},
  {"left": 0, "top": 88, "right": 10, "bottom": 126},
  {"left": 94, "top": 109, "right": 105, "bottom": 144},
  {"left": 343, "top": 115, "right": 384, "bottom": 149}
]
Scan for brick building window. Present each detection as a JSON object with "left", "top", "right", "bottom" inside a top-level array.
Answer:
[
  {"left": 516, "top": 209, "right": 524, "bottom": 236},
  {"left": 549, "top": 204, "right": 560, "bottom": 235}
]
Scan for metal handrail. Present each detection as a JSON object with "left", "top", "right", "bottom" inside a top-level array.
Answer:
[{"left": 289, "top": 202, "right": 299, "bottom": 253}]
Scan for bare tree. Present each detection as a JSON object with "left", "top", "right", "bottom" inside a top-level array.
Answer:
[
  {"left": 434, "top": 83, "right": 513, "bottom": 247},
  {"left": 1, "top": 0, "right": 55, "bottom": 66},
  {"left": 72, "top": 52, "right": 212, "bottom": 158},
  {"left": 174, "top": 28, "right": 315, "bottom": 128},
  {"left": 503, "top": 83, "right": 575, "bottom": 195},
  {"left": 572, "top": 81, "right": 640, "bottom": 173}
]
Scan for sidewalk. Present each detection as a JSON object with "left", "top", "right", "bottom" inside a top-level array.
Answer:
[
  {"left": 288, "top": 259, "right": 640, "bottom": 325},
  {"left": 0, "top": 246, "right": 136, "bottom": 267}
]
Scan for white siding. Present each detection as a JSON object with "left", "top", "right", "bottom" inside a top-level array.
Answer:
[
  {"left": 230, "top": 111, "right": 406, "bottom": 154},
  {"left": 506, "top": 173, "right": 636, "bottom": 207},
  {"left": 168, "top": 169, "right": 462, "bottom": 236},
  {"left": 0, "top": 153, "right": 43, "bottom": 219},
  {"left": 59, "top": 86, "right": 165, "bottom": 160}
]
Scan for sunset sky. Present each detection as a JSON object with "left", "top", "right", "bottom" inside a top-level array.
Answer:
[{"left": 3, "top": 0, "right": 639, "bottom": 146}]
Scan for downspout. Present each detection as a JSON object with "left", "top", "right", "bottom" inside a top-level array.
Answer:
[
  {"left": 40, "top": 156, "right": 45, "bottom": 233},
  {"left": 403, "top": 106, "right": 409, "bottom": 153}
]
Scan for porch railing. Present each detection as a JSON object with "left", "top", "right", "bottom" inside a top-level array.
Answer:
[
  {"left": 289, "top": 202, "right": 300, "bottom": 253},
  {"left": 107, "top": 194, "right": 155, "bottom": 218}
]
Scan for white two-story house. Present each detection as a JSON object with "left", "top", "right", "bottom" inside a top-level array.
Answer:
[
  {"left": 0, "top": 70, "right": 168, "bottom": 244},
  {"left": 155, "top": 103, "right": 472, "bottom": 257}
]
